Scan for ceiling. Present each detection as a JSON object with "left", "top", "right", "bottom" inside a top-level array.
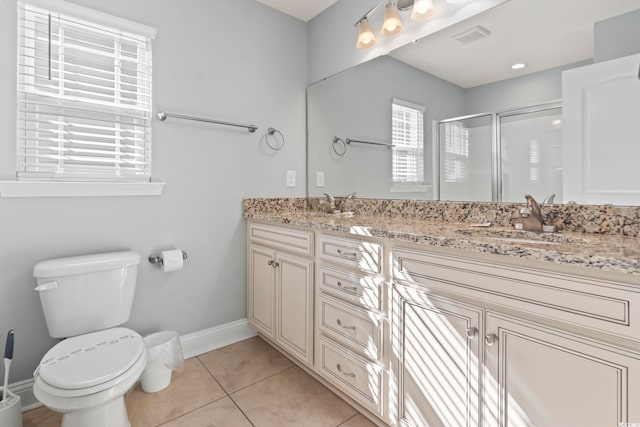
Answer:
[
  {"left": 255, "top": 0, "right": 337, "bottom": 22},
  {"left": 391, "top": 0, "right": 640, "bottom": 88}
]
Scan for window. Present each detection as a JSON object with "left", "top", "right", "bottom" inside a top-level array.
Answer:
[
  {"left": 392, "top": 99, "right": 425, "bottom": 186},
  {"left": 17, "top": 1, "right": 155, "bottom": 182}
]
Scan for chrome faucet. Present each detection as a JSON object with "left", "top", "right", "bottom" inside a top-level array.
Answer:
[
  {"left": 542, "top": 194, "right": 555, "bottom": 205},
  {"left": 519, "top": 194, "right": 544, "bottom": 232},
  {"left": 321, "top": 193, "right": 336, "bottom": 212}
]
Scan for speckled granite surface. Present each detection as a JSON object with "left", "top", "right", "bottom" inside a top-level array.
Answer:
[
  {"left": 243, "top": 198, "right": 640, "bottom": 276},
  {"left": 243, "top": 198, "right": 640, "bottom": 236}
]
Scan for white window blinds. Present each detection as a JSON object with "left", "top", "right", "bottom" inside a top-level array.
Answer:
[
  {"left": 17, "top": 1, "right": 154, "bottom": 181},
  {"left": 392, "top": 99, "right": 425, "bottom": 185},
  {"left": 441, "top": 121, "right": 469, "bottom": 183}
]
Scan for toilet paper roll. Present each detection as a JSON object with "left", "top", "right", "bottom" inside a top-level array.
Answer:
[{"left": 161, "top": 249, "right": 184, "bottom": 273}]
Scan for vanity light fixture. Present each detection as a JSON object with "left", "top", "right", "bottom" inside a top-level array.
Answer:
[
  {"left": 411, "top": 0, "right": 436, "bottom": 20},
  {"left": 356, "top": 18, "right": 377, "bottom": 48},
  {"left": 382, "top": 2, "right": 403, "bottom": 35},
  {"left": 512, "top": 63, "right": 527, "bottom": 70},
  {"left": 356, "top": 0, "right": 437, "bottom": 49}
]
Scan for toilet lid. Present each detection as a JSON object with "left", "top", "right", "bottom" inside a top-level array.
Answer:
[{"left": 37, "top": 327, "right": 144, "bottom": 390}]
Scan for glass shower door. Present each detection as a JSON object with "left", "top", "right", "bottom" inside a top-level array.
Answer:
[
  {"left": 499, "top": 104, "right": 563, "bottom": 203},
  {"left": 437, "top": 114, "right": 493, "bottom": 201}
]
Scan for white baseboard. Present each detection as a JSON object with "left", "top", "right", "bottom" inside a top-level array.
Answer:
[
  {"left": 12, "top": 319, "right": 256, "bottom": 412},
  {"left": 179, "top": 318, "right": 257, "bottom": 359},
  {"left": 8, "top": 378, "right": 39, "bottom": 412}
]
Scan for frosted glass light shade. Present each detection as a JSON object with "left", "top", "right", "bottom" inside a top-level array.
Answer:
[
  {"left": 411, "top": 0, "right": 436, "bottom": 20},
  {"left": 356, "top": 19, "right": 377, "bottom": 48},
  {"left": 381, "top": 3, "right": 403, "bottom": 35}
]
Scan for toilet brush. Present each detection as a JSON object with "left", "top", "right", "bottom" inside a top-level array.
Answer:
[{"left": 2, "top": 330, "right": 14, "bottom": 402}]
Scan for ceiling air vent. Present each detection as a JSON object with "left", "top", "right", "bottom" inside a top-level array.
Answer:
[{"left": 452, "top": 25, "right": 491, "bottom": 44}]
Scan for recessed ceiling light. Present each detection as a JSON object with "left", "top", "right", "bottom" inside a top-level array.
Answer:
[
  {"left": 552, "top": 119, "right": 562, "bottom": 126},
  {"left": 511, "top": 63, "right": 526, "bottom": 70}
]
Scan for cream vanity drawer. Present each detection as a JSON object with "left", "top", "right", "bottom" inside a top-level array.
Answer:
[
  {"left": 393, "top": 247, "right": 640, "bottom": 341},
  {"left": 318, "top": 266, "right": 383, "bottom": 312},
  {"left": 318, "top": 336, "right": 383, "bottom": 415},
  {"left": 318, "top": 295, "right": 382, "bottom": 360},
  {"left": 249, "top": 222, "right": 313, "bottom": 256},
  {"left": 318, "top": 234, "right": 382, "bottom": 273}
]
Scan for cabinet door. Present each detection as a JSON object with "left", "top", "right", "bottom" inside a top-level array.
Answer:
[
  {"left": 277, "top": 252, "right": 314, "bottom": 366},
  {"left": 393, "top": 284, "right": 483, "bottom": 427},
  {"left": 485, "top": 312, "right": 640, "bottom": 427},
  {"left": 247, "top": 245, "right": 276, "bottom": 339}
]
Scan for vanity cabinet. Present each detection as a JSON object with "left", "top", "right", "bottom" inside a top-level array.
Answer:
[
  {"left": 246, "top": 218, "right": 640, "bottom": 427},
  {"left": 392, "top": 283, "right": 483, "bottom": 427},
  {"left": 392, "top": 246, "right": 640, "bottom": 427},
  {"left": 315, "top": 233, "right": 387, "bottom": 417},
  {"left": 485, "top": 311, "right": 640, "bottom": 427},
  {"left": 247, "top": 223, "right": 314, "bottom": 366}
]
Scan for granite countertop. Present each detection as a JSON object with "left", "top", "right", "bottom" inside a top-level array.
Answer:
[{"left": 245, "top": 211, "right": 640, "bottom": 276}]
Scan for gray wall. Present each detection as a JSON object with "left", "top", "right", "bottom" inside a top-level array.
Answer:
[
  {"left": 594, "top": 8, "right": 640, "bottom": 63},
  {"left": 307, "top": 0, "right": 379, "bottom": 85},
  {"left": 463, "top": 60, "right": 591, "bottom": 114},
  {"left": 0, "top": 0, "right": 307, "bottom": 383},
  {"left": 307, "top": 56, "right": 465, "bottom": 199}
]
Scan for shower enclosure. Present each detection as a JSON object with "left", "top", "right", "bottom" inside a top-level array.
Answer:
[{"left": 434, "top": 101, "right": 563, "bottom": 203}]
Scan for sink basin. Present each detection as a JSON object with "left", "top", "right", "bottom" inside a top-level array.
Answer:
[
  {"left": 482, "top": 236, "right": 561, "bottom": 246},
  {"left": 455, "top": 228, "right": 585, "bottom": 245}
]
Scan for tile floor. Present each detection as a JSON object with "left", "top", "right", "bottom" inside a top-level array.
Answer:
[{"left": 23, "top": 336, "right": 379, "bottom": 427}]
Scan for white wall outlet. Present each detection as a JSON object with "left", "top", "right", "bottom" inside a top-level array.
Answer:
[
  {"left": 316, "top": 171, "right": 325, "bottom": 187},
  {"left": 286, "top": 170, "right": 296, "bottom": 187}
]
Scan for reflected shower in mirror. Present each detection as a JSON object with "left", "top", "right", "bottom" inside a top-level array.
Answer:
[{"left": 499, "top": 105, "right": 563, "bottom": 203}]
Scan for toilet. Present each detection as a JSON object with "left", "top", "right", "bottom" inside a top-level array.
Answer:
[{"left": 32, "top": 251, "right": 146, "bottom": 427}]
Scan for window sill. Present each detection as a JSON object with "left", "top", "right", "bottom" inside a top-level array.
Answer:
[
  {"left": 390, "top": 184, "right": 432, "bottom": 193},
  {"left": 0, "top": 181, "right": 165, "bottom": 198}
]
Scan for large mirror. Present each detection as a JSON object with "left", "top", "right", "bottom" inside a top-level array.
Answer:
[{"left": 307, "top": 0, "right": 640, "bottom": 205}]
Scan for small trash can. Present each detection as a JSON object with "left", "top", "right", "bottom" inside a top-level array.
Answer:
[
  {"left": 0, "top": 390, "right": 23, "bottom": 427},
  {"left": 140, "top": 331, "right": 184, "bottom": 393}
]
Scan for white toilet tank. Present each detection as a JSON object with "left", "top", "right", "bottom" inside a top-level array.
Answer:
[{"left": 33, "top": 251, "right": 141, "bottom": 338}]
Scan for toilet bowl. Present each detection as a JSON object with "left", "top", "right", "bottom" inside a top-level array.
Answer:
[
  {"left": 32, "top": 251, "right": 144, "bottom": 427},
  {"left": 34, "top": 328, "right": 146, "bottom": 427}
]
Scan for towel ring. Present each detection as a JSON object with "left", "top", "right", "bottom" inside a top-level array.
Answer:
[
  {"left": 332, "top": 136, "right": 347, "bottom": 156},
  {"left": 265, "top": 127, "right": 285, "bottom": 151}
]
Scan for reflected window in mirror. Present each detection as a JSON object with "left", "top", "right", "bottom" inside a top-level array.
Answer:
[
  {"left": 391, "top": 99, "right": 425, "bottom": 189},
  {"left": 442, "top": 121, "right": 469, "bottom": 183}
]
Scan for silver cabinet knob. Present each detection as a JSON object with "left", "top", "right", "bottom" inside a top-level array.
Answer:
[
  {"left": 336, "top": 249, "right": 358, "bottom": 258},
  {"left": 272, "top": 261, "right": 279, "bottom": 268},
  {"left": 267, "top": 260, "right": 274, "bottom": 266},
  {"left": 337, "top": 281, "right": 358, "bottom": 292},
  {"left": 485, "top": 333, "right": 498, "bottom": 346},
  {"left": 466, "top": 327, "right": 478, "bottom": 339},
  {"left": 336, "top": 319, "right": 356, "bottom": 330},
  {"left": 336, "top": 363, "right": 356, "bottom": 378}
]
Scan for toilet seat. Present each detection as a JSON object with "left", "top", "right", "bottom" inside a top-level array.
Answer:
[{"left": 35, "top": 327, "right": 144, "bottom": 397}]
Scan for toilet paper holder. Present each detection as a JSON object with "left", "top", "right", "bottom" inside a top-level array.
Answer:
[{"left": 148, "top": 250, "right": 188, "bottom": 266}]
